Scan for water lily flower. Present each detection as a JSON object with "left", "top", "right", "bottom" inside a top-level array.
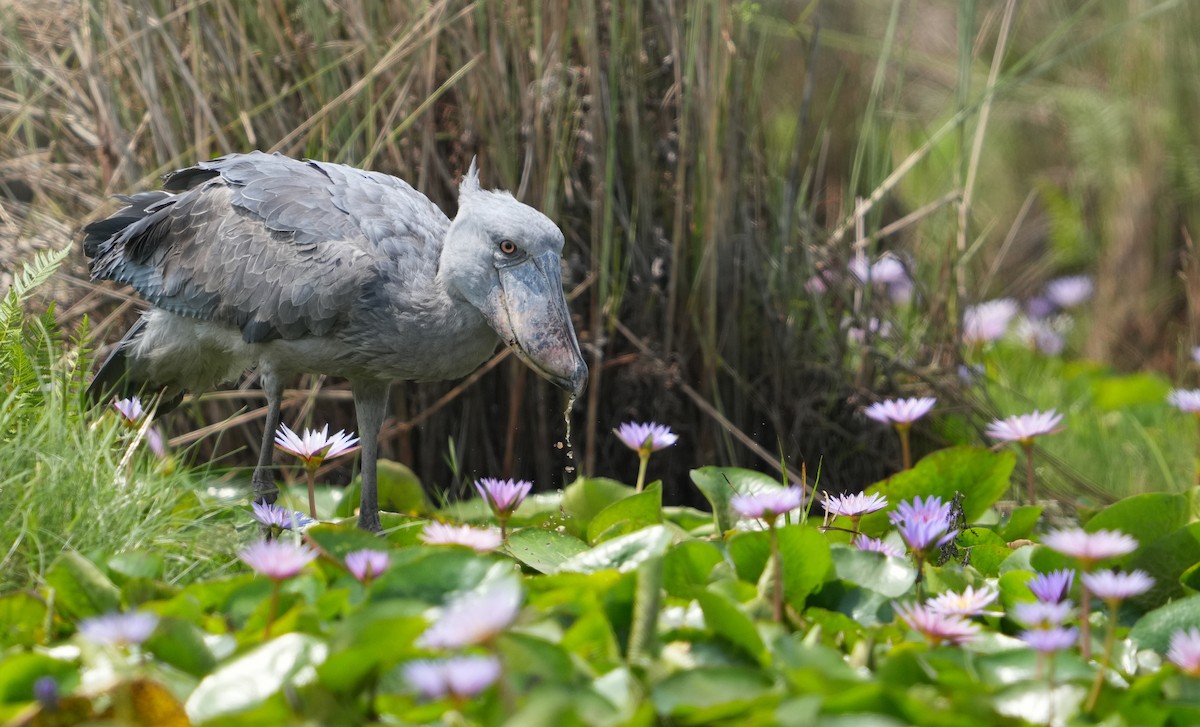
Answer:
[
  {"left": 1045, "top": 275, "right": 1093, "bottom": 308},
  {"left": 893, "top": 602, "right": 979, "bottom": 646},
  {"left": 986, "top": 410, "right": 1064, "bottom": 444},
  {"left": 419, "top": 522, "right": 503, "bottom": 553},
  {"left": 852, "top": 534, "right": 905, "bottom": 558},
  {"left": 1041, "top": 528, "right": 1138, "bottom": 567},
  {"left": 417, "top": 577, "right": 523, "bottom": 650},
  {"left": 615, "top": 421, "right": 677, "bottom": 493},
  {"left": 850, "top": 254, "right": 907, "bottom": 285},
  {"left": 1080, "top": 569, "right": 1154, "bottom": 603},
  {"left": 238, "top": 539, "right": 319, "bottom": 580},
  {"left": 889, "top": 496, "right": 957, "bottom": 574},
  {"left": 865, "top": 397, "right": 935, "bottom": 470},
  {"left": 474, "top": 478, "right": 532, "bottom": 538},
  {"left": 33, "top": 676, "right": 58, "bottom": 711},
  {"left": 732, "top": 485, "right": 807, "bottom": 622},
  {"left": 864, "top": 398, "right": 936, "bottom": 426},
  {"left": 896, "top": 518, "right": 958, "bottom": 553},
  {"left": 823, "top": 491, "right": 887, "bottom": 535},
  {"left": 111, "top": 396, "right": 145, "bottom": 425},
  {"left": 1167, "top": 627, "right": 1200, "bottom": 676},
  {"left": 345, "top": 549, "right": 390, "bottom": 583},
  {"left": 1015, "top": 316, "right": 1067, "bottom": 356},
  {"left": 79, "top": 611, "right": 159, "bottom": 647},
  {"left": 730, "top": 487, "right": 805, "bottom": 523},
  {"left": 846, "top": 317, "right": 892, "bottom": 345},
  {"left": 889, "top": 495, "right": 953, "bottom": 526},
  {"left": 274, "top": 423, "right": 359, "bottom": 470},
  {"left": 926, "top": 584, "right": 999, "bottom": 617},
  {"left": 614, "top": 422, "right": 678, "bottom": 454},
  {"left": 1168, "top": 388, "right": 1200, "bottom": 414},
  {"left": 1026, "top": 297, "right": 1055, "bottom": 320},
  {"left": 823, "top": 492, "right": 888, "bottom": 519},
  {"left": 252, "top": 501, "right": 293, "bottom": 529},
  {"left": 1020, "top": 626, "right": 1078, "bottom": 653},
  {"left": 963, "top": 299, "right": 1018, "bottom": 345},
  {"left": 1027, "top": 569, "right": 1075, "bottom": 603},
  {"left": 1011, "top": 600, "right": 1074, "bottom": 628},
  {"left": 987, "top": 409, "right": 1064, "bottom": 504},
  {"left": 404, "top": 655, "right": 502, "bottom": 701},
  {"left": 274, "top": 423, "right": 359, "bottom": 519}
]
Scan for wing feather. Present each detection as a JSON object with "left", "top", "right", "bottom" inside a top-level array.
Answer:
[{"left": 85, "top": 152, "right": 450, "bottom": 342}]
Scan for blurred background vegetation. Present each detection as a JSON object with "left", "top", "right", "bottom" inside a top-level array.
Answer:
[{"left": 3, "top": 0, "right": 1200, "bottom": 507}]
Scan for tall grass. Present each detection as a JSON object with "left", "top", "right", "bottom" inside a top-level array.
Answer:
[
  {"left": 0, "top": 254, "right": 241, "bottom": 591},
  {"left": 2, "top": 0, "right": 1198, "bottom": 506}
]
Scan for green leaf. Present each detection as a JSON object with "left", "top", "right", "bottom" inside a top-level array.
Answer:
[
  {"left": 772, "top": 527, "right": 830, "bottom": 611},
  {"left": 998, "top": 506, "right": 1043, "bottom": 541},
  {"left": 690, "top": 467, "right": 789, "bottom": 533},
  {"left": 278, "top": 484, "right": 344, "bottom": 521},
  {"left": 859, "top": 447, "right": 1016, "bottom": 537},
  {"left": 734, "top": 525, "right": 832, "bottom": 611},
  {"left": 185, "top": 633, "right": 328, "bottom": 722},
  {"left": 663, "top": 539, "right": 725, "bottom": 599},
  {"left": 1129, "top": 594, "right": 1200, "bottom": 652},
  {"left": 556, "top": 525, "right": 674, "bottom": 574},
  {"left": 728, "top": 530, "right": 771, "bottom": 583},
  {"left": 304, "top": 523, "right": 389, "bottom": 558},
  {"left": 695, "top": 589, "right": 767, "bottom": 665},
  {"left": 498, "top": 631, "right": 581, "bottom": 687},
  {"left": 318, "top": 602, "right": 428, "bottom": 692},
  {"left": 340, "top": 459, "right": 431, "bottom": 517},
  {"left": 830, "top": 546, "right": 917, "bottom": 598},
  {"left": 505, "top": 528, "right": 590, "bottom": 574},
  {"left": 1085, "top": 493, "right": 1190, "bottom": 550},
  {"left": 0, "top": 652, "right": 76, "bottom": 704},
  {"left": 370, "top": 551, "right": 510, "bottom": 604},
  {"left": 663, "top": 505, "right": 715, "bottom": 533},
  {"left": 0, "top": 592, "right": 47, "bottom": 648},
  {"left": 587, "top": 482, "right": 663, "bottom": 543},
  {"left": 106, "top": 550, "right": 165, "bottom": 582},
  {"left": 44, "top": 551, "right": 121, "bottom": 619},
  {"left": 1091, "top": 372, "right": 1171, "bottom": 410},
  {"left": 145, "top": 618, "right": 216, "bottom": 677},
  {"left": 1130, "top": 523, "right": 1200, "bottom": 609},
  {"left": 1182, "top": 561, "right": 1200, "bottom": 595},
  {"left": 562, "top": 477, "right": 634, "bottom": 536},
  {"left": 968, "top": 545, "right": 1012, "bottom": 578},
  {"left": 651, "top": 666, "right": 776, "bottom": 723}
]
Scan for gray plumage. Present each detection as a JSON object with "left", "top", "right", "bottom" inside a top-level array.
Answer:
[{"left": 85, "top": 152, "right": 587, "bottom": 531}]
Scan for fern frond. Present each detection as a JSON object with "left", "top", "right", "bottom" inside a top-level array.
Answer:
[{"left": 0, "top": 246, "right": 71, "bottom": 347}]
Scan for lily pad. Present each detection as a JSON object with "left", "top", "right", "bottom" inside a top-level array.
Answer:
[
  {"left": 505, "top": 528, "right": 590, "bottom": 573},
  {"left": 186, "top": 633, "right": 329, "bottom": 722},
  {"left": 690, "top": 467, "right": 791, "bottom": 533},
  {"left": 556, "top": 525, "right": 674, "bottom": 574},
  {"left": 587, "top": 482, "right": 663, "bottom": 543},
  {"left": 859, "top": 446, "right": 1016, "bottom": 536}
]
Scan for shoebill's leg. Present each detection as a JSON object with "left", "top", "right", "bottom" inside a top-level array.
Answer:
[
  {"left": 353, "top": 379, "right": 390, "bottom": 532},
  {"left": 251, "top": 367, "right": 284, "bottom": 506}
]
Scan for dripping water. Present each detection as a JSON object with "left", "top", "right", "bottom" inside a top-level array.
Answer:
[{"left": 562, "top": 394, "right": 577, "bottom": 481}]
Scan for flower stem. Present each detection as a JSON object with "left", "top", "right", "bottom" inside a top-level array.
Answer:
[
  {"left": 305, "top": 468, "right": 318, "bottom": 519},
  {"left": 1194, "top": 417, "right": 1200, "bottom": 485},
  {"left": 266, "top": 580, "right": 280, "bottom": 639},
  {"left": 1080, "top": 582, "right": 1093, "bottom": 661},
  {"left": 1085, "top": 601, "right": 1120, "bottom": 712},
  {"left": 499, "top": 515, "right": 509, "bottom": 541},
  {"left": 1022, "top": 442, "right": 1036, "bottom": 504},
  {"left": 634, "top": 452, "right": 649, "bottom": 493},
  {"left": 769, "top": 521, "right": 784, "bottom": 623},
  {"left": 897, "top": 424, "right": 913, "bottom": 470}
]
